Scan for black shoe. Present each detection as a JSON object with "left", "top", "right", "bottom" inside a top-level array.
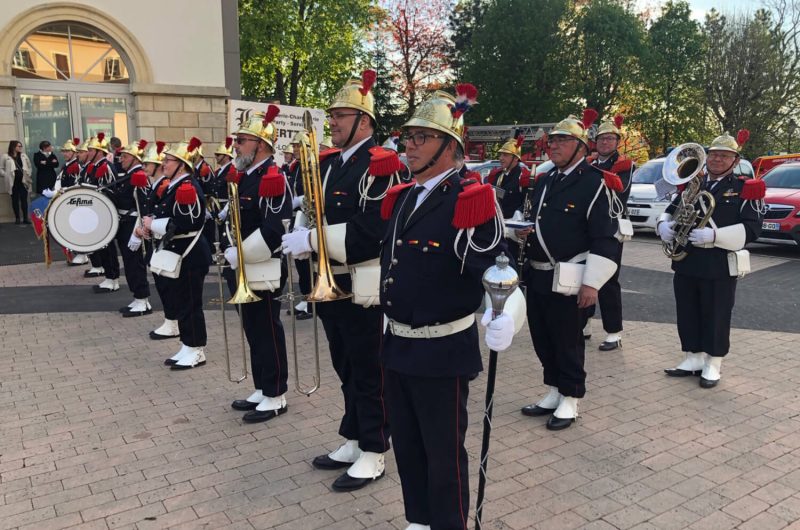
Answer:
[
  {"left": 84, "top": 270, "right": 104, "bottom": 278},
  {"left": 664, "top": 368, "right": 702, "bottom": 377},
  {"left": 599, "top": 339, "right": 621, "bottom": 351},
  {"left": 122, "top": 308, "right": 152, "bottom": 318},
  {"left": 23, "top": 220, "right": 31, "bottom": 225},
  {"left": 583, "top": 334, "right": 591, "bottom": 340},
  {"left": 92, "top": 285, "right": 117, "bottom": 293},
  {"left": 231, "top": 399, "right": 259, "bottom": 411},
  {"left": 164, "top": 357, "right": 179, "bottom": 366},
  {"left": 331, "top": 470, "right": 385, "bottom": 492},
  {"left": 119, "top": 305, "right": 132, "bottom": 313},
  {"left": 15, "top": 219, "right": 21, "bottom": 225},
  {"left": 295, "top": 310, "right": 313, "bottom": 320},
  {"left": 151, "top": 331, "right": 178, "bottom": 341},
  {"left": 171, "top": 360, "right": 206, "bottom": 370},
  {"left": 312, "top": 454, "right": 352, "bottom": 470},
  {"left": 546, "top": 415, "right": 575, "bottom": 431},
  {"left": 242, "top": 406, "right": 288, "bottom": 423},
  {"left": 699, "top": 377, "right": 719, "bottom": 389},
  {"left": 521, "top": 404, "right": 557, "bottom": 417}
]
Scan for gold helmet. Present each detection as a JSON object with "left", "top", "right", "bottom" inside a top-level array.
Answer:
[
  {"left": 236, "top": 104, "right": 280, "bottom": 150},
  {"left": 327, "top": 69, "right": 377, "bottom": 120},
  {"left": 282, "top": 144, "right": 293, "bottom": 154},
  {"left": 402, "top": 83, "right": 479, "bottom": 148},
  {"left": 87, "top": 132, "right": 110, "bottom": 153},
  {"left": 319, "top": 135, "right": 333, "bottom": 150},
  {"left": 143, "top": 141, "right": 167, "bottom": 165},
  {"left": 163, "top": 137, "right": 202, "bottom": 169},
  {"left": 708, "top": 129, "right": 750, "bottom": 154},
  {"left": 77, "top": 137, "right": 92, "bottom": 152},
  {"left": 215, "top": 136, "right": 234, "bottom": 158},
  {"left": 596, "top": 114, "right": 624, "bottom": 138},
  {"left": 60, "top": 137, "right": 80, "bottom": 152},
  {"left": 120, "top": 139, "right": 148, "bottom": 161},
  {"left": 549, "top": 109, "right": 598, "bottom": 146},
  {"left": 290, "top": 130, "right": 309, "bottom": 146},
  {"left": 498, "top": 132, "right": 524, "bottom": 159}
]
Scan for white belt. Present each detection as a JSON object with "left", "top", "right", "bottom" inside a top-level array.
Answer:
[
  {"left": 387, "top": 314, "right": 475, "bottom": 339},
  {"left": 530, "top": 251, "right": 589, "bottom": 271},
  {"left": 117, "top": 209, "right": 138, "bottom": 217},
  {"left": 172, "top": 231, "right": 200, "bottom": 240}
]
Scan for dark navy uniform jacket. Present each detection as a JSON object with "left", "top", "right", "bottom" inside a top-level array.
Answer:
[
  {"left": 150, "top": 173, "right": 211, "bottom": 271},
  {"left": 488, "top": 163, "right": 528, "bottom": 218},
  {"left": 82, "top": 158, "right": 114, "bottom": 186},
  {"left": 207, "top": 161, "right": 232, "bottom": 203},
  {"left": 589, "top": 152, "right": 634, "bottom": 207},
  {"left": 380, "top": 171, "right": 503, "bottom": 378},
  {"left": 521, "top": 159, "right": 619, "bottom": 294},
  {"left": 286, "top": 160, "right": 303, "bottom": 198},
  {"left": 59, "top": 158, "right": 80, "bottom": 188},
  {"left": 667, "top": 173, "right": 763, "bottom": 280},
  {"left": 107, "top": 164, "right": 149, "bottom": 213},
  {"left": 236, "top": 157, "right": 293, "bottom": 289}
]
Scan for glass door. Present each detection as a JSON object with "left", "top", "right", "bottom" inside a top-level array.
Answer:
[
  {"left": 17, "top": 93, "right": 72, "bottom": 192},
  {"left": 77, "top": 95, "right": 130, "bottom": 145}
]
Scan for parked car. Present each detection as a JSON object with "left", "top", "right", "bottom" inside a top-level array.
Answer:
[
  {"left": 758, "top": 162, "right": 800, "bottom": 246},
  {"left": 465, "top": 160, "right": 501, "bottom": 181}
]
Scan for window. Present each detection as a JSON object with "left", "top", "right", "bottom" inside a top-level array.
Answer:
[
  {"left": 11, "top": 23, "right": 129, "bottom": 83},
  {"left": 13, "top": 49, "right": 35, "bottom": 73}
]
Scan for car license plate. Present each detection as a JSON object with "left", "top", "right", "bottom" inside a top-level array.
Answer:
[
  {"left": 762, "top": 222, "right": 780, "bottom": 231},
  {"left": 628, "top": 208, "right": 641, "bottom": 216}
]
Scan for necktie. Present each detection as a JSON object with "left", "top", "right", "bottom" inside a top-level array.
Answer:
[
  {"left": 400, "top": 186, "right": 425, "bottom": 227},
  {"left": 556, "top": 172, "right": 567, "bottom": 182}
]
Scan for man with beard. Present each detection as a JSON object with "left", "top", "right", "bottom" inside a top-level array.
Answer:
[
  {"left": 282, "top": 70, "right": 392, "bottom": 492},
  {"left": 225, "top": 106, "right": 294, "bottom": 422}
]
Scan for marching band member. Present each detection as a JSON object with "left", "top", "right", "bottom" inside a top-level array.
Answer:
[
  {"left": 74, "top": 137, "right": 106, "bottom": 275},
  {"left": 194, "top": 147, "right": 218, "bottom": 249},
  {"left": 111, "top": 140, "right": 153, "bottom": 317},
  {"left": 225, "top": 106, "right": 294, "bottom": 422},
  {"left": 586, "top": 115, "right": 635, "bottom": 351},
  {"left": 285, "top": 131, "right": 313, "bottom": 320},
  {"left": 142, "top": 141, "right": 180, "bottom": 340},
  {"left": 516, "top": 110, "right": 620, "bottom": 430},
  {"left": 208, "top": 137, "right": 234, "bottom": 255},
  {"left": 281, "top": 144, "right": 294, "bottom": 174},
  {"left": 380, "top": 85, "right": 525, "bottom": 530},
  {"left": 141, "top": 138, "right": 211, "bottom": 370},
  {"left": 660, "top": 130, "right": 764, "bottom": 388},
  {"left": 85, "top": 133, "right": 121, "bottom": 293},
  {"left": 281, "top": 70, "right": 393, "bottom": 492},
  {"left": 44, "top": 138, "right": 88, "bottom": 266},
  {"left": 488, "top": 132, "right": 530, "bottom": 268}
]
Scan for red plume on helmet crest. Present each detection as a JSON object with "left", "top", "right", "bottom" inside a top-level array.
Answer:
[
  {"left": 72, "top": 137, "right": 80, "bottom": 146},
  {"left": 137, "top": 139, "right": 148, "bottom": 151},
  {"left": 155, "top": 141, "right": 166, "bottom": 154},
  {"left": 97, "top": 132, "right": 105, "bottom": 142},
  {"left": 582, "top": 108, "right": 598, "bottom": 129},
  {"left": 360, "top": 69, "right": 377, "bottom": 96},
  {"left": 452, "top": 83, "right": 479, "bottom": 119},
  {"left": 224, "top": 137, "right": 233, "bottom": 149},
  {"left": 613, "top": 114, "right": 625, "bottom": 129},
  {"left": 263, "top": 104, "right": 280, "bottom": 126},
  {"left": 187, "top": 137, "right": 202, "bottom": 152},
  {"left": 737, "top": 129, "right": 750, "bottom": 147},
  {"left": 515, "top": 132, "right": 524, "bottom": 149}
]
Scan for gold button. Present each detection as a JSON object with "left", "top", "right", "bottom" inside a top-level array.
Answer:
[
  {"left": 537, "top": 216, "right": 542, "bottom": 220},
  {"left": 336, "top": 202, "right": 341, "bottom": 206},
  {"left": 396, "top": 239, "right": 403, "bottom": 246},
  {"left": 388, "top": 278, "right": 394, "bottom": 284},
  {"left": 422, "top": 247, "right": 429, "bottom": 252},
  {"left": 543, "top": 202, "right": 547, "bottom": 207},
  {"left": 564, "top": 208, "right": 568, "bottom": 212},
  {"left": 391, "top": 258, "right": 398, "bottom": 265},
  {"left": 386, "top": 301, "right": 392, "bottom": 306}
]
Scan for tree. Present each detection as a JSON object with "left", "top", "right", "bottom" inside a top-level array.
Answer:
[
  {"left": 238, "top": 0, "right": 374, "bottom": 107},
  {"left": 447, "top": 0, "right": 487, "bottom": 80},
  {"left": 625, "top": 1, "right": 708, "bottom": 155},
  {"left": 369, "top": 40, "right": 406, "bottom": 140},
  {"left": 462, "top": 0, "right": 570, "bottom": 124},
  {"left": 377, "top": 0, "right": 452, "bottom": 118},
  {"left": 562, "top": 0, "right": 644, "bottom": 116},
  {"left": 704, "top": 5, "right": 800, "bottom": 158}
]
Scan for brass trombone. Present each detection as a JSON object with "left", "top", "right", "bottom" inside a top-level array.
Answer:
[{"left": 213, "top": 240, "right": 248, "bottom": 383}]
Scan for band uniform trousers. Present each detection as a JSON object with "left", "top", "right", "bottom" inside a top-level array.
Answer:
[
  {"left": 596, "top": 241, "right": 624, "bottom": 334},
  {"left": 673, "top": 272, "right": 736, "bottom": 357},
  {"left": 147, "top": 242, "right": 177, "bottom": 322},
  {"left": 89, "top": 252, "right": 103, "bottom": 268},
  {"left": 115, "top": 216, "right": 150, "bottom": 299},
  {"left": 294, "top": 257, "right": 312, "bottom": 296},
  {"left": 241, "top": 290, "right": 289, "bottom": 397},
  {"left": 385, "top": 370, "right": 469, "bottom": 530},
  {"left": 98, "top": 241, "right": 121, "bottom": 280},
  {"left": 170, "top": 264, "right": 208, "bottom": 347},
  {"left": 527, "top": 279, "right": 589, "bottom": 398},
  {"left": 319, "top": 298, "right": 389, "bottom": 453}
]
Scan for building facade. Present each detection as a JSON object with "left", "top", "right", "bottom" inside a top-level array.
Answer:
[{"left": 0, "top": 0, "right": 240, "bottom": 220}]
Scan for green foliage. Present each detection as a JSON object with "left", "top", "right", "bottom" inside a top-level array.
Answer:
[{"left": 238, "top": 0, "right": 374, "bottom": 108}]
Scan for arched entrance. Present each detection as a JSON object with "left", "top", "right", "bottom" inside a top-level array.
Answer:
[{"left": 11, "top": 22, "right": 135, "bottom": 177}]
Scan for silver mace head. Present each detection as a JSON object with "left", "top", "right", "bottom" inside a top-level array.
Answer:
[{"left": 482, "top": 253, "right": 519, "bottom": 316}]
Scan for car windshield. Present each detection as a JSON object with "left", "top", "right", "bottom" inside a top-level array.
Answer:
[
  {"left": 632, "top": 160, "right": 664, "bottom": 184},
  {"left": 735, "top": 160, "right": 754, "bottom": 178},
  {"left": 762, "top": 165, "right": 800, "bottom": 189}
]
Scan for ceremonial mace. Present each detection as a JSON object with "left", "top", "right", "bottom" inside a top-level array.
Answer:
[{"left": 476, "top": 253, "right": 519, "bottom": 530}]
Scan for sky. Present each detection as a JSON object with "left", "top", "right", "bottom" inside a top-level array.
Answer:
[{"left": 635, "top": 0, "right": 766, "bottom": 21}]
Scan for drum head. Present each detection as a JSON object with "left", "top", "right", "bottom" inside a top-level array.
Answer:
[{"left": 46, "top": 187, "right": 119, "bottom": 253}]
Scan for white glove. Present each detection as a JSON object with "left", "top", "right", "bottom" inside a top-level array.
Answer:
[
  {"left": 224, "top": 246, "right": 238, "bottom": 270},
  {"left": 205, "top": 209, "right": 212, "bottom": 220},
  {"left": 657, "top": 220, "right": 676, "bottom": 242},
  {"left": 292, "top": 195, "right": 303, "bottom": 209},
  {"left": 127, "top": 234, "right": 142, "bottom": 252},
  {"left": 480, "top": 308, "right": 515, "bottom": 352},
  {"left": 688, "top": 227, "right": 715, "bottom": 245},
  {"left": 42, "top": 188, "right": 55, "bottom": 198},
  {"left": 282, "top": 227, "right": 312, "bottom": 257},
  {"left": 218, "top": 203, "right": 229, "bottom": 222}
]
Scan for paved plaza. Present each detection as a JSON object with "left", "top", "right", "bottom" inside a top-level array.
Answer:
[{"left": 1, "top": 226, "right": 800, "bottom": 530}]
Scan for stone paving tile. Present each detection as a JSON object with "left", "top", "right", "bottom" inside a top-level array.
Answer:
[{"left": 2, "top": 272, "right": 800, "bottom": 530}]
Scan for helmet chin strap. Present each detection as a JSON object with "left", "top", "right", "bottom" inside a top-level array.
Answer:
[
  {"left": 416, "top": 137, "right": 453, "bottom": 176},
  {"left": 342, "top": 111, "right": 363, "bottom": 150},
  {"left": 557, "top": 141, "right": 584, "bottom": 170}
]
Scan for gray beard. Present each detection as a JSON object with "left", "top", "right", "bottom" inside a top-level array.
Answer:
[{"left": 234, "top": 152, "right": 254, "bottom": 171}]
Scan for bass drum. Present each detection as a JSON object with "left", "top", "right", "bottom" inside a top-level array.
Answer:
[{"left": 46, "top": 186, "right": 119, "bottom": 253}]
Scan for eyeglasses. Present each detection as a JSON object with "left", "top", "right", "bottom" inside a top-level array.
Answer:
[
  {"left": 595, "top": 135, "right": 618, "bottom": 142},
  {"left": 234, "top": 137, "right": 259, "bottom": 145},
  {"left": 547, "top": 136, "right": 576, "bottom": 146},
  {"left": 325, "top": 112, "right": 361, "bottom": 121},
  {"left": 707, "top": 152, "right": 736, "bottom": 160},
  {"left": 401, "top": 132, "right": 446, "bottom": 147}
]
